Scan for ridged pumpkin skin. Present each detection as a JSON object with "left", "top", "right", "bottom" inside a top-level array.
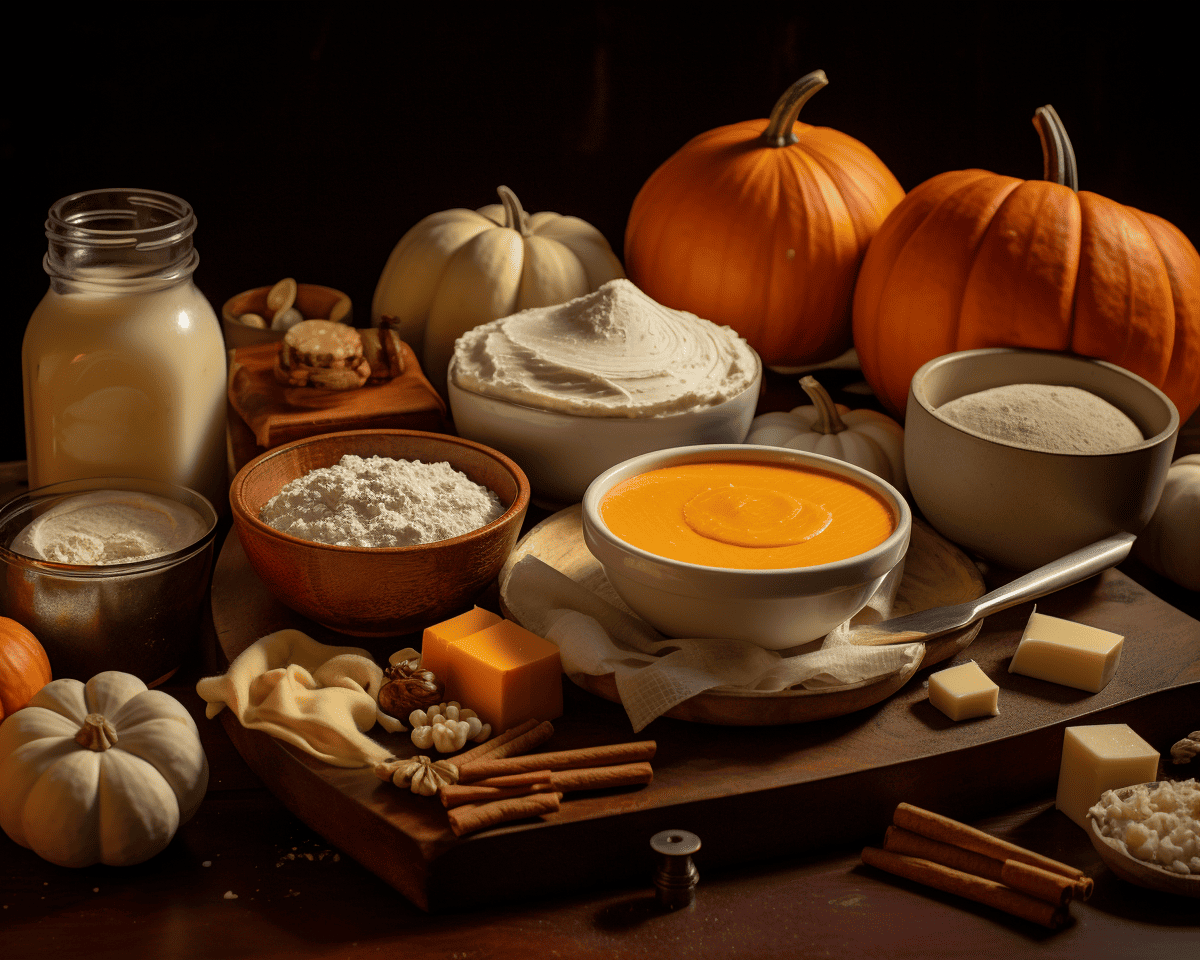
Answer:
[
  {"left": 0, "top": 617, "right": 52, "bottom": 722},
  {"left": 625, "top": 71, "right": 904, "bottom": 369},
  {"left": 853, "top": 109, "right": 1200, "bottom": 422}
]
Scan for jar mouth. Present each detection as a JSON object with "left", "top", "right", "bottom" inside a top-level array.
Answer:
[{"left": 44, "top": 187, "right": 200, "bottom": 284}]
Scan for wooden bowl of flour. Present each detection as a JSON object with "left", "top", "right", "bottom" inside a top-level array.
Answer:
[
  {"left": 904, "top": 348, "right": 1178, "bottom": 571},
  {"left": 229, "top": 429, "right": 530, "bottom": 637}
]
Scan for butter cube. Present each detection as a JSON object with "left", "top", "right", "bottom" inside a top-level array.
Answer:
[
  {"left": 445, "top": 619, "right": 563, "bottom": 733},
  {"left": 1056, "top": 724, "right": 1159, "bottom": 829},
  {"left": 927, "top": 660, "right": 999, "bottom": 721},
  {"left": 1009, "top": 610, "right": 1123, "bottom": 693},
  {"left": 420, "top": 606, "right": 503, "bottom": 685}
]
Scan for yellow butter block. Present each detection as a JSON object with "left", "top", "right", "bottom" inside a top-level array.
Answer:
[
  {"left": 445, "top": 619, "right": 563, "bottom": 734},
  {"left": 1009, "top": 609, "right": 1123, "bottom": 693},
  {"left": 420, "top": 606, "right": 502, "bottom": 685},
  {"left": 928, "top": 660, "right": 999, "bottom": 721},
  {"left": 1056, "top": 724, "right": 1159, "bottom": 829}
]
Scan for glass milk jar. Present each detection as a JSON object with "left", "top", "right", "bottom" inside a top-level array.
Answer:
[{"left": 22, "top": 189, "right": 226, "bottom": 509}]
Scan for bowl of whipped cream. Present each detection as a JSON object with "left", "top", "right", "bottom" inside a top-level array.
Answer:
[
  {"left": 0, "top": 477, "right": 219, "bottom": 684},
  {"left": 447, "top": 279, "right": 762, "bottom": 505}
]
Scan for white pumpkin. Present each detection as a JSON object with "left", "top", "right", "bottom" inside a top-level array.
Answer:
[
  {"left": 1133, "top": 454, "right": 1200, "bottom": 591},
  {"left": 371, "top": 185, "right": 625, "bottom": 394},
  {"left": 0, "top": 671, "right": 208, "bottom": 867},
  {"left": 745, "top": 376, "right": 908, "bottom": 496}
]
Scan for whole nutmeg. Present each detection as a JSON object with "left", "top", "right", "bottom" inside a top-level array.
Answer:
[{"left": 379, "top": 659, "right": 444, "bottom": 717}]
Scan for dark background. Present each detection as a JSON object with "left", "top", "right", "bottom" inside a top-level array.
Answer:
[{"left": 3, "top": 3, "right": 1195, "bottom": 465}]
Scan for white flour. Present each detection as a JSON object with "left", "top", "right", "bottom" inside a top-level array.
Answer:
[
  {"left": 259, "top": 455, "right": 504, "bottom": 548},
  {"left": 11, "top": 490, "right": 208, "bottom": 565},
  {"left": 937, "top": 384, "right": 1143, "bottom": 454}
]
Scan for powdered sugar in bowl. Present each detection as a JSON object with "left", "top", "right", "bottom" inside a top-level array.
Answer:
[
  {"left": 905, "top": 348, "right": 1178, "bottom": 571},
  {"left": 229, "top": 429, "right": 530, "bottom": 636}
]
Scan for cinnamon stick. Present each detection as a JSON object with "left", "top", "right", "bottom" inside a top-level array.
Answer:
[
  {"left": 861, "top": 847, "right": 1068, "bottom": 930},
  {"left": 449, "top": 718, "right": 543, "bottom": 768},
  {"left": 456, "top": 740, "right": 657, "bottom": 783},
  {"left": 439, "top": 762, "right": 655, "bottom": 809},
  {"left": 447, "top": 791, "right": 563, "bottom": 837},
  {"left": 884, "top": 827, "right": 1081, "bottom": 906},
  {"left": 893, "top": 803, "right": 1088, "bottom": 885}
]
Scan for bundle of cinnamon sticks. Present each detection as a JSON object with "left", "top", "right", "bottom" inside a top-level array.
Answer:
[
  {"left": 861, "top": 803, "right": 1093, "bottom": 930},
  {"left": 441, "top": 718, "right": 656, "bottom": 837}
]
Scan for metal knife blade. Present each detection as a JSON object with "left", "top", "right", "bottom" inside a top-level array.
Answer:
[{"left": 850, "top": 532, "right": 1136, "bottom": 646}]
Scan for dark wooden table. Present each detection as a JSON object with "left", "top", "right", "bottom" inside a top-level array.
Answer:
[{"left": 3, "top": 396, "right": 1199, "bottom": 958}]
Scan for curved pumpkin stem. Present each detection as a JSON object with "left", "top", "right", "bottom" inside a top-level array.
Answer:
[
  {"left": 75, "top": 713, "right": 118, "bottom": 751},
  {"left": 800, "top": 376, "right": 847, "bottom": 435},
  {"left": 496, "top": 185, "right": 530, "bottom": 235},
  {"left": 1032, "top": 105, "right": 1078, "bottom": 191},
  {"left": 762, "top": 71, "right": 829, "bottom": 148}
]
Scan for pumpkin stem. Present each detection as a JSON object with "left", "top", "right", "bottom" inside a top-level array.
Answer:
[
  {"left": 762, "top": 71, "right": 829, "bottom": 148},
  {"left": 800, "top": 376, "right": 847, "bottom": 435},
  {"left": 75, "top": 713, "right": 118, "bottom": 752},
  {"left": 496, "top": 185, "right": 530, "bottom": 235},
  {"left": 1032, "top": 105, "right": 1078, "bottom": 192}
]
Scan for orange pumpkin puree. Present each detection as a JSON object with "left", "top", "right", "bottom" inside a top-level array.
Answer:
[{"left": 600, "top": 461, "right": 895, "bottom": 569}]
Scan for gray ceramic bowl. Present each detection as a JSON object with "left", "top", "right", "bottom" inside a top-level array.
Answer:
[
  {"left": 582, "top": 444, "right": 911, "bottom": 649},
  {"left": 905, "top": 348, "right": 1178, "bottom": 571},
  {"left": 0, "top": 477, "right": 219, "bottom": 685}
]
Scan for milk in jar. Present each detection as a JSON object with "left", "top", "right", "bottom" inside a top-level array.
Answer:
[{"left": 22, "top": 189, "right": 226, "bottom": 509}]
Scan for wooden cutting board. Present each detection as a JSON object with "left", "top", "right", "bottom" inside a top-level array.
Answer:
[{"left": 210, "top": 532, "right": 1200, "bottom": 913}]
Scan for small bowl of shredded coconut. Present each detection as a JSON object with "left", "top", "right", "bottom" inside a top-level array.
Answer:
[
  {"left": 904, "top": 348, "right": 1179, "bottom": 571},
  {"left": 230, "top": 429, "right": 530, "bottom": 636}
]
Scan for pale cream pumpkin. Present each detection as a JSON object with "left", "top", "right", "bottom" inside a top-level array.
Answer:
[
  {"left": 745, "top": 376, "right": 907, "bottom": 496},
  {"left": 1133, "top": 454, "right": 1200, "bottom": 591},
  {"left": 371, "top": 185, "right": 625, "bottom": 394},
  {"left": 0, "top": 671, "right": 208, "bottom": 867}
]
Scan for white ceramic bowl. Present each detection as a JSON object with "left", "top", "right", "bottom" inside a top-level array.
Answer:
[
  {"left": 447, "top": 361, "right": 762, "bottom": 506},
  {"left": 581, "top": 444, "right": 911, "bottom": 650},
  {"left": 905, "top": 348, "right": 1179, "bottom": 571}
]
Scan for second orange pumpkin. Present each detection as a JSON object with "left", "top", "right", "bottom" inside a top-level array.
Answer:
[
  {"left": 624, "top": 71, "right": 904, "bottom": 369},
  {"left": 852, "top": 106, "right": 1200, "bottom": 422}
]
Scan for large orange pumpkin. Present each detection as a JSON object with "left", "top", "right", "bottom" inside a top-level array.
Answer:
[
  {"left": 853, "top": 106, "right": 1200, "bottom": 422},
  {"left": 0, "top": 617, "right": 52, "bottom": 721},
  {"left": 625, "top": 70, "right": 904, "bottom": 369}
]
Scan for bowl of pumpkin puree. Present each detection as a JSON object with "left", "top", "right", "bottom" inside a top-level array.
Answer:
[{"left": 582, "top": 444, "right": 911, "bottom": 649}]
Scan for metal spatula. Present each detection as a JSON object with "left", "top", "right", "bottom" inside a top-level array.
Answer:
[{"left": 851, "top": 532, "right": 1136, "bottom": 646}]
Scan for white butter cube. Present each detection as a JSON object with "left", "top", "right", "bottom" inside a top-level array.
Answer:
[
  {"left": 1056, "top": 724, "right": 1159, "bottom": 829},
  {"left": 927, "top": 660, "right": 999, "bottom": 721},
  {"left": 1009, "top": 609, "right": 1123, "bottom": 693}
]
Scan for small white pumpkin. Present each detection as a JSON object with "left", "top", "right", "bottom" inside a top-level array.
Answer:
[
  {"left": 0, "top": 671, "right": 208, "bottom": 867},
  {"left": 745, "top": 376, "right": 908, "bottom": 496},
  {"left": 371, "top": 185, "right": 625, "bottom": 394},
  {"left": 1133, "top": 454, "right": 1200, "bottom": 591}
]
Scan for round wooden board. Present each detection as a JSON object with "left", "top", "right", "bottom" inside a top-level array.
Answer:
[{"left": 498, "top": 506, "right": 987, "bottom": 725}]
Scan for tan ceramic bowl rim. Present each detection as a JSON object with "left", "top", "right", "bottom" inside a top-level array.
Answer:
[
  {"left": 0, "top": 476, "right": 219, "bottom": 575},
  {"left": 447, "top": 349, "right": 763, "bottom": 422},
  {"left": 229, "top": 429, "right": 531, "bottom": 555},
  {"left": 911, "top": 348, "right": 1180, "bottom": 455},
  {"left": 582, "top": 444, "right": 911, "bottom": 591},
  {"left": 221, "top": 282, "right": 351, "bottom": 324}
]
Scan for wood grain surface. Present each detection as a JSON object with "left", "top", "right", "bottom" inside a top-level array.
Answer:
[{"left": 210, "top": 529, "right": 1200, "bottom": 912}]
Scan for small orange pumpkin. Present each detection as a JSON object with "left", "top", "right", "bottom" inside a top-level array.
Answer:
[
  {"left": 0, "top": 617, "right": 52, "bottom": 721},
  {"left": 625, "top": 70, "right": 904, "bottom": 369},
  {"left": 853, "top": 106, "right": 1200, "bottom": 421}
]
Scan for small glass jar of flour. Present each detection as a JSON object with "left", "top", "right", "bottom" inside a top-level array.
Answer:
[{"left": 22, "top": 189, "right": 227, "bottom": 510}]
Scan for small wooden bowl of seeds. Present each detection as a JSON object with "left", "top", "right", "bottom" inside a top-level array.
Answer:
[{"left": 222, "top": 278, "right": 353, "bottom": 350}]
